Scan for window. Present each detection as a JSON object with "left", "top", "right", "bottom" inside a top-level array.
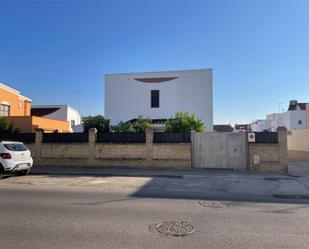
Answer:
[
  {"left": 71, "top": 120, "right": 76, "bottom": 127},
  {"left": 298, "top": 120, "right": 302, "bottom": 125},
  {"left": 0, "top": 104, "right": 10, "bottom": 116},
  {"left": 151, "top": 90, "right": 159, "bottom": 108},
  {"left": 4, "top": 143, "right": 28, "bottom": 152}
]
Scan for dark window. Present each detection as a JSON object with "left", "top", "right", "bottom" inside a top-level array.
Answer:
[
  {"left": 151, "top": 90, "right": 159, "bottom": 108},
  {"left": 298, "top": 120, "right": 302, "bottom": 125}
]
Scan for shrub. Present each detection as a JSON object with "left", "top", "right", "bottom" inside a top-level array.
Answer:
[
  {"left": 165, "top": 112, "right": 205, "bottom": 132},
  {"left": 0, "top": 117, "right": 19, "bottom": 134},
  {"left": 83, "top": 115, "right": 110, "bottom": 133},
  {"left": 114, "top": 116, "right": 152, "bottom": 133}
]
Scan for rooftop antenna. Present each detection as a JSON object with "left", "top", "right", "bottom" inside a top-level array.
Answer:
[
  {"left": 278, "top": 102, "right": 283, "bottom": 113},
  {"left": 76, "top": 89, "right": 82, "bottom": 114}
]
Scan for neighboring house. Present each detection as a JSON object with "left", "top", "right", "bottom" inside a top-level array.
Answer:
[
  {"left": 0, "top": 83, "right": 31, "bottom": 116},
  {"left": 251, "top": 119, "right": 272, "bottom": 132},
  {"left": 213, "top": 124, "right": 234, "bottom": 132},
  {"left": 0, "top": 82, "right": 70, "bottom": 132},
  {"left": 234, "top": 124, "right": 251, "bottom": 132},
  {"left": 31, "top": 105, "right": 82, "bottom": 132},
  {"left": 251, "top": 100, "right": 309, "bottom": 132},
  {"left": 105, "top": 69, "right": 214, "bottom": 132}
]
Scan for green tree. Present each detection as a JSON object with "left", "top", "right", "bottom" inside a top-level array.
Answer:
[
  {"left": 0, "top": 117, "right": 19, "bottom": 134},
  {"left": 83, "top": 115, "right": 110, "bottom": 133},
  {"left": 165, "top": 112, "right": 205, "bottom": 132},
  {"left": 114, "top": 116, "right": 152, "bottom": 133}
]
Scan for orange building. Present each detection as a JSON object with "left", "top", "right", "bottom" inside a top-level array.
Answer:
[
  {"left": 0, "top": 83, "right": 70, "bottom": 132},
  {"left": 0, "top": 83, "right": 31, "bottom": 116}
]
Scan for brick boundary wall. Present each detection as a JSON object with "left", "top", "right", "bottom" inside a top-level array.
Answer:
[
  {"left": 248, "top": 127, "right": 288, "bottom": 174},
  {"left": 30, "top": 129, "right": 191, "bottom": 169},
  {"left": 24, "top": 129, "right": 288, "bottom": 173}
]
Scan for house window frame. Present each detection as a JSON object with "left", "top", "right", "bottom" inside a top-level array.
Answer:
[
  {"left": 151, "top": 90, "right": 160, "bottom": 108},
  {"left": 0, "top": 104, "right": 10, "bottom": 117}
]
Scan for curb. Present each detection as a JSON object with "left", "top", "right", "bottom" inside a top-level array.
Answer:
[
  {"left": 273, "top": 194, "right": 309, "bottom": 200},
  {"left": 31, "top": 171, "right": 183, "bottom": 178}
]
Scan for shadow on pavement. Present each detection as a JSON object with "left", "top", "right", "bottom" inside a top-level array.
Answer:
[{"left": 131, "top": 176, "right": 309, "bottom": 205}]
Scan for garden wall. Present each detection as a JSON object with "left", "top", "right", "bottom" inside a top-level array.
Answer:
[{"left": 30, "top": 129, "right": 192, "bottom": 169}]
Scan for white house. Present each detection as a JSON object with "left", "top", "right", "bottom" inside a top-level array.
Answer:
[
  {"left": 105, "top": 69, "right": 214, "bottom": 131},
  {"left": 31, "top": 105, "right": 82, "bottom": 132},
  {"left": 251, "top": 100, "right": 309, "bottom": 131}
]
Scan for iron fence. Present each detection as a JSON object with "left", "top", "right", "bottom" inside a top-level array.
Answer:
[
  {"left": 0, "top": 133, "right": 36, "bottom": 144},
  {"left": 43, "top": 133, "right": 89, "bottom": 143},
  {"left": 254, "top": 132, "right": 278, "bottom": 144},
  {"left": 153, "top": 132, "right": 191, "bottom": 143},
  {"left": 96, "top": 133, "right": 146, "bottom": 143}
]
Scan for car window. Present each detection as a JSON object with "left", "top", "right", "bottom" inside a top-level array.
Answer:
[{"left": 4, "top": 143, "right": 28, "bottom": 152}]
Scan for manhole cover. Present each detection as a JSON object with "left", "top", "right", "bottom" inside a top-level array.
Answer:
[
  {"left": 156, "top": 221, "right": 195, "bottom": 237},
  {"left": 199, "top": 200, "right": 227, "bottom": 208}
]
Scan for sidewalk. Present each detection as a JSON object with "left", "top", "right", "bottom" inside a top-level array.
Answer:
[
  {"left": 32, "top": 165, "right": 309, "bottom": 201},
  {"left": 31, "top": 165, "right": 288, "bottom": 178}
]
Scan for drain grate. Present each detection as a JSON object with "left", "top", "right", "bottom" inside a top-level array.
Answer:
[
  {"left": 199, "top": 200, "right": 227, "bottom": 208},
  {"left": 155, "top": 221, "right": 195, "bottom": 237}
]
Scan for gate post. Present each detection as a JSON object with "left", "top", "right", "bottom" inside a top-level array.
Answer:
[
  {"left": 145, "top": 128, "right": 153, "bottom": 165},
  {"left": 35, "top": 129, "right": 43, "bottom": 162},
  {"left": 277, "top": 127, "right": 288, "bottom": 173},
  {"left": 191, "top": 132, "right": 195, "bottom": 168},
  {"left": 88, "top": 128, "right": 97, "bottom": 163}
]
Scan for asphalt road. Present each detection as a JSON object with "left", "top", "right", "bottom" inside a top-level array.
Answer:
[{"left": 1, "top": 175, "right": 309, "bottom": 249}]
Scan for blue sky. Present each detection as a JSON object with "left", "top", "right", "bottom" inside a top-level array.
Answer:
[{"left": 0, "top": 0, "right": 308, "bottom": 124}]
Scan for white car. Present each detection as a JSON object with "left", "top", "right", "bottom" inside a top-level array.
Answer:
[{"left": 0, "top": 141, "right": 33, "bottom": 178}]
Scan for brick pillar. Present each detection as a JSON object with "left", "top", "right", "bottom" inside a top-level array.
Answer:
[
  {"left": 35, "top": 129, "right": 43, "bottom": 161},
  {"left": 145, "top": 128, "right": 153, "bottom": 164},
  {"left": 88, "top": 128, "right": 97, "bottom": 162},
  {"left": 277, "top": 126, "right": 288, "bottom": 173}
]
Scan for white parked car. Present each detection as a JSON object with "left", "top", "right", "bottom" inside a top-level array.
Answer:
[{"left": 0, "top": 141, "right": 33, "bottom": 179}]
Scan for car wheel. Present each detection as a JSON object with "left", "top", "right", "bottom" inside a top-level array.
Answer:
[
  {"left": 0, "top": 166, "right": 4, "bottom": 179},
  {"left": 18, "top": 168, "right": 31, "bottom": 176}
]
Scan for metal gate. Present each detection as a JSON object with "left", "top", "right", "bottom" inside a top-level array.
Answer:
[{"left": 192, "top": 132, "right": 247, "bottom": 169}]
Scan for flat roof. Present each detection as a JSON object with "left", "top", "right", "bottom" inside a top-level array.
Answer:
[{"left": 105, "top": 68, "right": 213, "bottom": 77}]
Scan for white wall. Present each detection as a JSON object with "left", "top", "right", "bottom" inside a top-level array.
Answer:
[
  {"left": 252, "top": 110, "right": 307, "bottom": 132},
  {"left": 288, "top": 110, "right": 307, "bottom": 130},
  {"left": 251, "top": 120, "right": 271, "bottom": 132},
  {"left": 32, "top": 105, "right": 82, "bottom": 131},
  {"left": 105, "top": 69, "right": 213, "bottom": 132},
  {"left": 66, "top": 106, "right": 82, "bottom": 127}
]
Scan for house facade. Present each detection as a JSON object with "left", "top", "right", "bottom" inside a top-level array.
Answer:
[
  {"left": 105, "top": 69, "right": 214, "bottom": 132},
  {"left": 31, "top": 105, "right": 82, "bottom": 131},
  {"left": 0, "top": 83, "right": 31, "bottom": 117},
  {"left": 251, "top": 100, "right": 309, "bottom": 132}
]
